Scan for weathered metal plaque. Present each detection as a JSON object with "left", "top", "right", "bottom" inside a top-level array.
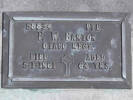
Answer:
[{"left": 2, "top": 12, "right": 131, "bottom": 88}]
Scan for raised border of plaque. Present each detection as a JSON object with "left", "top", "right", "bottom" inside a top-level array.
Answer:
[{"left": 1, "top": 12, "right": 131, "bottom": 89}]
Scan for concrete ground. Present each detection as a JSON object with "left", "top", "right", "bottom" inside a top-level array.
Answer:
[{"left": 0, "top": 0, "right": 133, "bottom": 100}]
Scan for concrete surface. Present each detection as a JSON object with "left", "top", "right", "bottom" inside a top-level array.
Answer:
[{"left": 0, "top": 0, "right": 133, "bottom": 100}]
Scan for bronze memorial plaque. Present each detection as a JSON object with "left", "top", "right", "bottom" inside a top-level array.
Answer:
[{"left": 1, "top": 12, "right": 131, "bottom": 88}]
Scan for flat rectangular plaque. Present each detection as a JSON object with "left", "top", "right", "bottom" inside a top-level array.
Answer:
[{"left": 2, "top": 12, "right": 131, "bottom": 89}]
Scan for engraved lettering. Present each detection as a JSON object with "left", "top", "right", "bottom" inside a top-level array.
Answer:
[
  {"left": 26, "top": 23, "right": 52, "bottom": 31},
  {"left": 65, "top": 32, "right": 95, "bottom": 42},
  {"left": 72, "top": 42, "right": 94, "bottom": 50},
  {"left": 86, "top": 24, "right": 101, "bottom": 32},
  {"left": 22, "top": 61, "right": 55, "bottom": 70},
  {"left": 51, "top": 32, "right": 59, "bottom": 41},
  {"left": 30, "top": 53, "right": 48, "bottom": 61},
  {"left": 38, "top": 32, "right": 43, "bottom": 41},
  {"left": 42, "top": 42, "right": 66, "bottom": 50},
  {"left": 85, "top": 54, "right": 105, "bottom": 62},
  {"left": 78, "top": 53, "right": 110, "bottom": 71}
]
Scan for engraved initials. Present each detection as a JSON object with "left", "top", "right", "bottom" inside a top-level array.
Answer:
[
  {"left": 86, "top": 24, "right": 101, "bottom": 31},
  {"left": 51, "top": 32, "right": 59, "bottom": 41}
]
